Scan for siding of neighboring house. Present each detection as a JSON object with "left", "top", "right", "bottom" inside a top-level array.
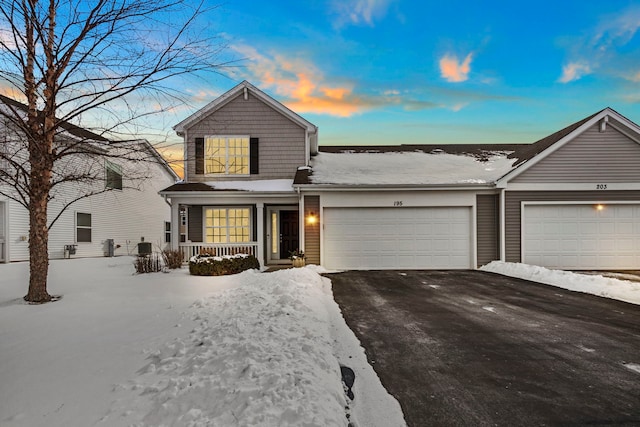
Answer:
[
  {"left": 304, "top": 195, "right": 320, "bottom": 265},
  {"left": 184, "top": 92, "right": 307, "bottom": 182},
  {"left": 476, "top": 194, "right": 499, "bottom": 266},
  {"left": 512, "top": 125, "right": 640, "bottom": 183},
  {"left": 504, "top": 190, "right": 640, "bottom": 263},
  {"left": 2, "top": 153, "right": 174, "bottom": 261}
]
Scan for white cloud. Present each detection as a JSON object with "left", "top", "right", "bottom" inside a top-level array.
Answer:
[
  {"left": 439, "top": 53, "right": 473, "bottom": 83},
  {"left": 331, "top": 0, "right": 395, "bottom": 27},
  {"left": 558, "top": 61, "right": 592, "bottom": 83}
]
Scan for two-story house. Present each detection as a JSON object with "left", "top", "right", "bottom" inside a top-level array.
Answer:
[
  {"left": 0, "top": 94, "right": 179, "bottom": 262},
  {"left": 162, "top": 81, "right": 640, "bottom": 271},
  {"left": 160, "top": 81, "right": 318, "bottom": 267}
]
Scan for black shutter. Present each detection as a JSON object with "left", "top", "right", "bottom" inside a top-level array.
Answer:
[
  {"left": 250, "top": 137, "right": 259, "bottom": 174},
  {"left": 188, "top": 206, "right": 203, "bottom": 242},
  {"left": 195, "top": 137, "right": 204, "bottom": 174}
]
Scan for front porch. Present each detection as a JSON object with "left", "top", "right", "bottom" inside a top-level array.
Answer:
[{"left": 178, "top": 242, "right": 260, "bottom": 262}]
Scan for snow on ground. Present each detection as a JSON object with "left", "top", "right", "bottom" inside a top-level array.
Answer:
[
  {"left": 0, "top": 257, "right": 405, "bottom": 427},
  {"left": 310, "top": 151, "right": 515, "bottom": 185},
  {"left": 481, "top": 261, "right": 640, "bottom": 305}
]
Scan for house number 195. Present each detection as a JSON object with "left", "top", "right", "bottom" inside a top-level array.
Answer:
[{"left": 393, "top": 201, "right": 403, "bottom": 206}]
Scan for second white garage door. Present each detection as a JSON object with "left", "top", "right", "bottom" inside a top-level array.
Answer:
[
  {"left": 323, "top": 207, "right": 472, "bottom": 270},
  {"left": 523, "top": 204, "right": 640, "bottom": 269}
]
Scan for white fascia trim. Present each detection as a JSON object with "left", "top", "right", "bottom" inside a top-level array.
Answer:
[
  {"left": 174, "top": 81, "right": 318, "bottom": 135},
  {"left": 505, "top": 183, "right": 640, "bottom": 191},
  {"left": 496, "top": 109, "right": 614, "bottom": 186},
  {"left": 159, "top": 191, "right": 298, "bottom": 198},
  {"left": 293, "top": 184, "right": 496, "bottom": 192},
  {"left": 608, "top": 120, "right": 640, "bottom": 145}
]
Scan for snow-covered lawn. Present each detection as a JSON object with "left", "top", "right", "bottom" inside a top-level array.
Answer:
[
  {"left": 481, "top": 261, "right": 640, "bottom": 305},
  {"left": 0, "top": 257, "right": 405, "bottom": 427}
]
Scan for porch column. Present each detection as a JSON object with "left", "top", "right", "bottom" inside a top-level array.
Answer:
[
  {"left": 171, "top": 201, "right": 180, "bottom": 251},
  {"left": 256, "top": 202, "right": 265, "bottom": 267}
]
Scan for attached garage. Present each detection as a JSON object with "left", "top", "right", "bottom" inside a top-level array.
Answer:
[
  {"left": 522, "top": 203, "right": 640, "bottom": 269},
  {"left": 323, "top": 207, "right": 472, "bottom": 270}
]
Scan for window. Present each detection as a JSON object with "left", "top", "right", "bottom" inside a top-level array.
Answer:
[
  {"left": 205, "top": 136, "right": 249, "bottom": 175},
  {"left": 76, "top": 212, "right": 92, "bottom": 243},
  {"left": 165, "top": 221, "right": 171, "bottom": 243},
  {"left": 204, "top": 207, "right": 250, "bottom": 243},
  {"left": 105, "top": 161, "right": 123, "bottom": 190}
]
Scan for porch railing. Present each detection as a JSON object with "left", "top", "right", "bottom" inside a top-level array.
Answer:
[{"left": 179, "top": 242, "right": 259, "bottom": 262}]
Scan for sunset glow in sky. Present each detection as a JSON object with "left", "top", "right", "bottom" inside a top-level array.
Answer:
[
  {"left": 7, "top": 0, "right": 640, "bottom": 172},
  {"left": 170, "top": 0, "right": 640, "bottom": 151}
]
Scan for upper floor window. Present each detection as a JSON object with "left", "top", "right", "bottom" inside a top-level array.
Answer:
[
  {"left": 205, "top": 136, "right": 249, "bottom": 175},
  {"left": 105, "top": 160, "right": 123, "bottom": 190}
]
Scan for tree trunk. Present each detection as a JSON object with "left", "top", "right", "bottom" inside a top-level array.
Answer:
[{"left": 24, "top": 179, "right": 52, "bottom": 303}]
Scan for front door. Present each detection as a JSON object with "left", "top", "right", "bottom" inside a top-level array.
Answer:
[
  {"left": 267, "top": 207, "right": 299, "bottom": 264},
  {"left": 279, "top": 211, "right": 299, "bottom": 259}
]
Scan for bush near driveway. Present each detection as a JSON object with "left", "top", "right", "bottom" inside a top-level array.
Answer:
[{"left": 189, "top": 253, "right": 260, "bottom": 276}]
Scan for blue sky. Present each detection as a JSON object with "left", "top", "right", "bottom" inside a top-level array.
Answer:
[{"left": 170, "top": 0, "right": 640, "bottom": 152}]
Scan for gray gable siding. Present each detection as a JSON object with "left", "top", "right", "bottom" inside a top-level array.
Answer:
[
  {"left": 476, "top": 194, "right": 499, "bottom": 266},
  {"left": 505, "top": 190, "right": 640, "bottom": 263},
  {"left": 512, "top": 124, "right": 640, "bottom": 183},
  {"left": 184, "top": 92, "right": 306, "bottom": 181}
]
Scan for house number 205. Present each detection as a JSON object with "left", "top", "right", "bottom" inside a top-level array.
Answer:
[
  {"left": 393, "top": 201, "right": 403, "bottom": 206},
  {"left": 596, "top": 184, "right": 608, "bottom": 190}
]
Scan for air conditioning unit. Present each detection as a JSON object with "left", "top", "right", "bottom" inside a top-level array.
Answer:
[{"left": 137, "top": 242, "right": 152, "bottom": 256}]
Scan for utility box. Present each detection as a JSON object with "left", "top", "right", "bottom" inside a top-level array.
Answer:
[
  {"left": 64, "top": 244, "right": 77, "bottom": 258},
  {"left": 105, "top": 239, "right": 115, "bottom": 257},
  {"left": 137, "top": 242, "right": 152, "bottom": 256}
]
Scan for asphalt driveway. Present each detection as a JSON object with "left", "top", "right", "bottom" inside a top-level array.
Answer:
[{"left": 329, "top": 270, "right": 640, "bottom": 426}]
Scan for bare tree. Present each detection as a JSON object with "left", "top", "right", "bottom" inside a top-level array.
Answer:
[{"left": 0, "top": 0, "right": 225, "bottom": 303}]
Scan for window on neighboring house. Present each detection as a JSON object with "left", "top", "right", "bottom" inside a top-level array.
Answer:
[
  {"left": 76, "top": 212, "right": 92, "bottom": 243},
  {"left": 105, "top": 160, "right": 123, "bottom": 190},
  {"left": 204, "top": 207, "right": 250, "bottom": 243},
  {"left": 205, "top": 136, "right": 249, "bottom": 175},
  {"left": 165, "top": 221, "right": 171, "bottom": 243}
]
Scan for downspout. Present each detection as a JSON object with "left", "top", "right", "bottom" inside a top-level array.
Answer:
[
  {"left": 500, "top": 188, "right": 506, "bottom": 262},
  {"left": 296, "top": 186, "right": 305, "bottom": 253}
]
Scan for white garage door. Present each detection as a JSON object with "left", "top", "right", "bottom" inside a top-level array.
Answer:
[
  {"left": 523, "top": 204, "right": 640, "bottom": 269},
  {"left": 323, "top": 207, "right": 472, "bottom": 270}
]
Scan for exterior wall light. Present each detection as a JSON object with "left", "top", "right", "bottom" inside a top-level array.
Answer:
[
  {"left": 306, "top": 212, "right": 317, "bottom": 225},
  {"left": 596, "top": 204, "right": 605, "bottom": 211}
]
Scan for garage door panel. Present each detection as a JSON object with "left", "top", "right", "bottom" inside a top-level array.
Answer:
[
  {"left": 324, "top": 207, "right": 472, "bottom": 270},
  {"left": 523, "top": 204, "right": 640, "bottom": 269}
]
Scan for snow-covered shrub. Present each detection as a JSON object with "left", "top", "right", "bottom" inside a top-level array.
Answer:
[
  {"left": 188, "top": 253, "right": 260, "bottom": 276},
  {"left": 134, "top": 253, "right": 163, "bottom": 274},
  {"left": 161, "top": 249, "right": 183, "bottom": 269}
]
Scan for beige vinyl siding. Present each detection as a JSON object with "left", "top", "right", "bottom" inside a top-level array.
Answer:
[
  {"left": 476, "top": 194, "right": 499, "bottom": 266},
  {"left": 185, "top": 92, "right": 306, "bottom": 181},
  {"left": 505, "top": 190, "right": 640, "bottom": 263},
  {"left": 513, "top": 124, "right": 640, "bottom": 183},
  {"left": 304, "top": 195, "right": 320, "bottom": 265}
]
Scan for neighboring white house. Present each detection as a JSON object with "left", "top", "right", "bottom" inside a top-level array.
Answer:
[{"left": 0, "top": 95, "right": 179, "bottom": 262}]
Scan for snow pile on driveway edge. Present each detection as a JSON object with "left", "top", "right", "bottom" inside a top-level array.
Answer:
[{"left": 480, "top": 261, "right": 640, "bottom": 305}]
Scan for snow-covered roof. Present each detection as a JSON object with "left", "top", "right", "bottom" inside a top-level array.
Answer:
[
  {"left": 204, "top": 179, "right": 294, "bottom": 192},
  {"left": 161, "top": 179, "right": 294, "bottom": 193},
  {"left": 306, "top": 151, "right": 517, "bottom": 186}
]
